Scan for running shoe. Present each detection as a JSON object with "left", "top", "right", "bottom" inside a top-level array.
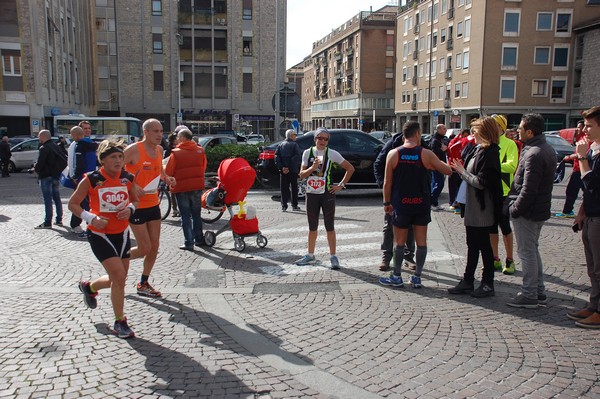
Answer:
[
  {"left": 330, "top": 255, "right": 340, "bottom": 270},
  {"left": 34, "top": 223, "right": 51, "bottom": 229},
  {"left": 493, "top": 257, "right": 503, "bottom": 271},
  {"left": 78, "top": 280, "right": 97, "bottom": 309},
  {"left": 71, "top": 226, "right": 84, "bottom": 234},
  {"left": 538, "top": 293, "right": 548, "bottom": 307},
  {"left": 136, "top": 281, "right": 162, "bottom": 298},
  {"left": 379, "top": 273, "right": 404, "bottom": 287},
  {"left": 506, "top": 292, "right": 538, "bottom": 309},
  {"left": 410, "top": 275, "right": 422, "bottom": 288},
  {"left": 295, "top": 254, "right": 316, "bottom": 266},
  {"left": 555, "top": 211, "right": 575, "bottom": 218},
  {"left": 112, "top": 318, "right": 135, "bottom": 339},
  {"left": 471, "top": 283, "right": 495, "bottom": 298},
  {"left": 502, "top": 259, "right": 516, "bottom": 275}
]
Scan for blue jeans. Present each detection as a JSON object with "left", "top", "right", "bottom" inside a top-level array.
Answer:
[
  {"left": 40, "top": 176, "right": 63, "bottom": 225},
  {"left": 175, "top": 190, "right": 203, "bottom": 247},
  {"left": 430, "top": 171, "right": 446, "bottom": 206},
  {"left": 512, "top": 217, "right": 546, "bottom": 299}
]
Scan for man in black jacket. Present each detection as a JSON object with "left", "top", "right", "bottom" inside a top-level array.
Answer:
[
  {"left": 373, "top": 132, "right": 416, "bottom": 271},
  {"left": 0, "top": 135, "right": 11, "bottom": 177},
  {"left": 34, "top": 130, "right": 66, "bottom": 229},
  {"left": 275, "top": 129, "right": 302, "bottom": 211},
  {"left": 506, "top": 114, "right": 556, "bottom": 308}
]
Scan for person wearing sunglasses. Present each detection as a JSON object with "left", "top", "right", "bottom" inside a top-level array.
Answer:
[{"left": 295, "top": 127, "right": 354, "bottom": 270}]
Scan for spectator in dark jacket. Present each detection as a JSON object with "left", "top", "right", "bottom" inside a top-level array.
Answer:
[
  {"left": 373, "top": 132, "right": 416, "bottom": 271},
  {"left": 506, "top": 114, "right": 556, "bottom": 309},
  {"left": 275, "top": 129, "right": 302, "bottom": 211},
  {"left": 34, "top": 130, "right": 66, "bottom": 229},
  {"left": 0, "top": 135, "right": 11, "bottom": 177},
  {"left": 67, "top": 126, "right": 98, "bottom": 235},
  {"left": 429, "top": 124, "right": 448, "bottom": 210}
]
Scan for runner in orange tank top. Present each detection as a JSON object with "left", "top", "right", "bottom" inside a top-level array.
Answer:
[
  {"left": 69, "top": 139, "right": 139, "bottom": 338},
  {"left": 124, "top": 118, "right": 176, "bottom": 298}
]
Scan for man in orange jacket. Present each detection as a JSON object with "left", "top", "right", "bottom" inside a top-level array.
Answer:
[{"left": 165, "top": 128, "right": 208, "bottom": 250}]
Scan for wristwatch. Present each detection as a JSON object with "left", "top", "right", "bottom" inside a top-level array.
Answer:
[{"left": 578, "top": 156, "right": 588, "bottom": 161}]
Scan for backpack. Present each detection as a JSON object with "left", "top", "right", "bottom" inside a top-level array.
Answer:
[{"left": 49, "top": 144, "right": 68, "bottom": 178}]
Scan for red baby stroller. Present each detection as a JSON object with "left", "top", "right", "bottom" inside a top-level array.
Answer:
[{"left": 203, "top": 158, "right": 268, "bottom": 252}]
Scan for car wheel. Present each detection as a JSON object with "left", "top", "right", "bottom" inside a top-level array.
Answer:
[{"left": 8, "top": 161, "right": 17, "bottom": 173}]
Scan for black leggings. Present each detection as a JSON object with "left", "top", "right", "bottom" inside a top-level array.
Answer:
[
  {"left": 463, "top": 226, "right": 495, "bottom": 285},
  {"left": 306, "top": 192, "right": 336, "bottom": 231}
]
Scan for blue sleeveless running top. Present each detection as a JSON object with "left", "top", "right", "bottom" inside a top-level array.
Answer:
[{"left": 391, "top": 146, "right": 431, "bottom": 214}]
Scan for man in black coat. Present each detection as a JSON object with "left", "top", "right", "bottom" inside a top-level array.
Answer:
[
  {"left": 0, "top": 135, "right": 11, "bottom": 177},
  {"left": 34, "top": 130, "right": 66, "bottom": 229},
  {"left": 275, "top": 129, "right": 302, "bottom": 212}
]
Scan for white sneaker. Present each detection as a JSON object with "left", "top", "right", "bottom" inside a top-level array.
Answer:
[
  {"left": 71, "top": 226, "right": 84, "bottom": 234},
  {"left": 295, "top": 254, "right": 316, "bottom": 266}
]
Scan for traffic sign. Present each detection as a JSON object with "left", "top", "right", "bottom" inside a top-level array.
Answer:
[{"left": 32, "top": 120, "right": 40, "bottom": 133}]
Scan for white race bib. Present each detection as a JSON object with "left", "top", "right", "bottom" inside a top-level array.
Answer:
[
  {"left": 306, "top": 176, "right": 326, "bottom": 194},
  {"left": 98, "top": 186, "right": 129, "bottom": 213}
]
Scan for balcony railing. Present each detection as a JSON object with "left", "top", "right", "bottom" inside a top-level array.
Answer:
[
  {"left": 412, "top": 76, "right": 418, "bottom": 86},
  {"left": 346, "top": 47, "right": 354, "bottom": 55},
  {"left": 446, "top": 39, "right": 453, "bottom": 51},
  {"left": 444, "top": 98, "right": 451, "bottom": 108},
  {"left": 411, "top": 100, "right": 417, "bottom": 110},
  {"left": 413, "top": 50, "right": 419, "bottom": 60},
  {"left": 448, "top": 8, "right": 454, "bottom": 20},
  {"left": 414, "top": 24, "right": 419, "bottom": 34},
  {"left": 445, "top": 69, "right": 452, "bottom": 80}
]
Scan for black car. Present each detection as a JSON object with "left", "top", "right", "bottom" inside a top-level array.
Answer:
[
  {"left": 256, "top": 129, "right": 384, "bottom": 188},
  {"left": 545, "top": 133, "right": 574, "bottom": 163}
]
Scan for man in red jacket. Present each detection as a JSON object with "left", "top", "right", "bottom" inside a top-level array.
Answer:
[{"left": 165, "top": 128, "right": 208, "bottom": 250}]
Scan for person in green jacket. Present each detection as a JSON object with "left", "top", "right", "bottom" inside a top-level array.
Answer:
[{"left": 490, "top": 114, "right": 519, "bottom": 275}]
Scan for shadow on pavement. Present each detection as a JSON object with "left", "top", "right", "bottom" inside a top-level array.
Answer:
[
  {"left": 128, "top": 296, "right": 312, "bottom": 366},
  {"left": 95, "top": 322, "right": 254, "bottom": 398}
]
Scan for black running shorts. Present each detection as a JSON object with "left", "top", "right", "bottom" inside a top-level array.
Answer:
[
  {"left": 88, "top": 229, "right": 131, "bottom": 263},
  {"left": 392, "top": 211, "right": 431, "bottom": 229},
  {"left": 129, "top": 205, "right": 161, "bottom": 225},
  {"left": 306, "top": 191, "right": 336, "bottom": 231}
]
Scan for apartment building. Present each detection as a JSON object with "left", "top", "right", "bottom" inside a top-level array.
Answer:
[
  {"left": 96, "top": 0, "right": 286, "bottom": 138},
  {"left": 395, "top": 0, "right": 600, "bottom": 133},
  {"left": 306, "top": 6, "right": 397, "bottom": 132},
  {"left": 0, "top": 0, "right": 96, "bottom": 136}
]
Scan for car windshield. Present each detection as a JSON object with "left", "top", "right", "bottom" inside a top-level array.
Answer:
[
  {"left": 198, "top": 137, "right": 210, "bottom": 147},
  {"left": 546, "top": 135, "right": 571, "bottom": 146}
]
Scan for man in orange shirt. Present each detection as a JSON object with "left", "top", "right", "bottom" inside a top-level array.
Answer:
[
  {"left": 165, "top": 128, "right": 208, "bottom": 250},
  {"left": 124, "top": 119, "right": 176, "bottom": 297}
]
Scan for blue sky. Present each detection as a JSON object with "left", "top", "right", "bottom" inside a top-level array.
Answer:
[{"left": 286, "top": 0, "right": 395, "bottom": 69}]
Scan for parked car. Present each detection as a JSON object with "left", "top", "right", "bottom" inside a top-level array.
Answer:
[
  {"left": 545, "top": 133, "right": 574, "bottom": 163},
  {"left": 242, "top": 134, "right": 266, "bottom": 145},
  {"left": 8, "top": 135, "right": 34, "bottom": 147},
  {"left": 9, "top": 137, "right": 67, "bottom": 173},
  {"left": 197, "top": 135, "right": 238, "bottom": 149},
  {"left": 369, "top": 130, "right": 392, "bottom": 143},
  {"left": 256, "top": 129, "right": 384, "bottom": 189}
]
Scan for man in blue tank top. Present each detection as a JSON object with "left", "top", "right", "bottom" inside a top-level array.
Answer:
[{"left": 379, "top": 121, "right": 452, "bottom": 288}]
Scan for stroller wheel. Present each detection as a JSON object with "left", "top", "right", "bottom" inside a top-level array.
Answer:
[
  {"left": 234, "top": 237, "right": 246, "bottom": 252},
  {"left": 256, "top": 234, "right": 268, "bottom": 248},
  {"left": 204, "top": 231, "right": 216, "bottom": 247}
]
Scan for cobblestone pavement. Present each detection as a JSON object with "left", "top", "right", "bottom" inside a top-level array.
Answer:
[{"left": 0, "top": 170, "right": 598, "bottom": 398}]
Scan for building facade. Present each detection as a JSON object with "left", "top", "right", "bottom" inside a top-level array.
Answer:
[
  {"left": 0, "top": 0, "right": 96, "bottom": 136},
  {"left": 306, "top": 6, "right": 397, "bottom": 133},
  {"left": 94, "top": 0, "right": 286, "bottom": 139},
  {"left": 395, "top": 0, "right": 600, "bottom": 133}
]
